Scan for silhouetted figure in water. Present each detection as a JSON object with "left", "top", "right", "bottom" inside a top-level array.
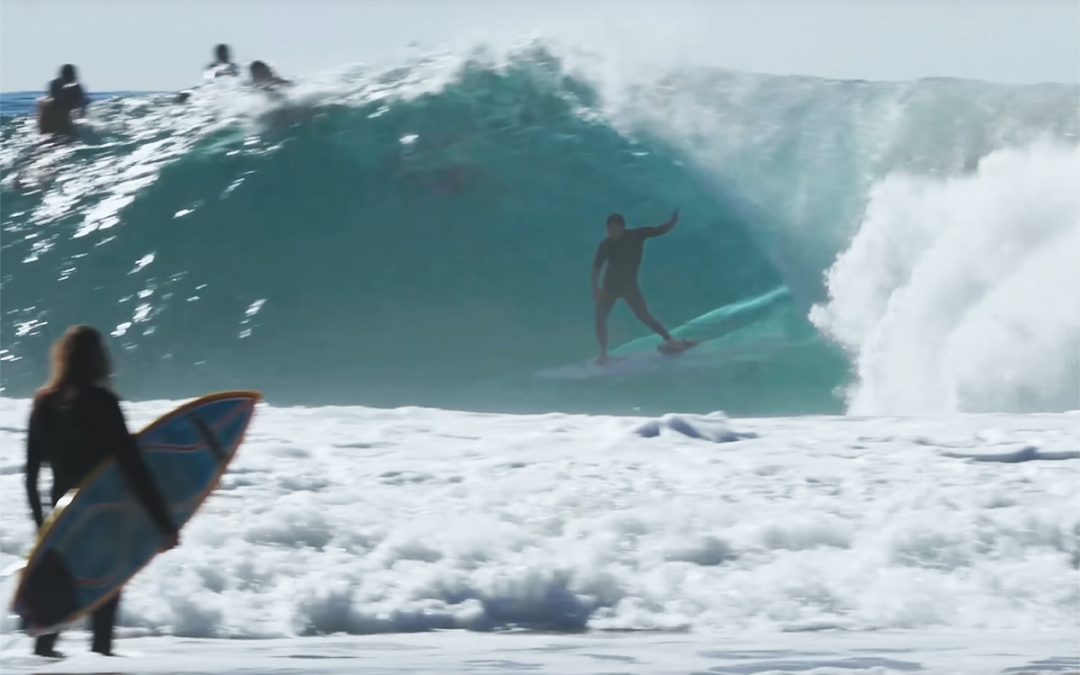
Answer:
[
  {"left": 592, "top": 210, "right": 690, "bottom": 364},
  {"left": 249, "top": 60, "right": 291, "bottom": 89},
  {"left": 205, "top": 43, "right": 239, "bottom": 79},
  {"left": 25, "top": 326, "right": 179, "bottom": 658},
  {"left": 37, "top": 80, "right": 71, "bottom": 136},
  {"left": 37, "top": 65, "right": 88, "bottom": 136}
]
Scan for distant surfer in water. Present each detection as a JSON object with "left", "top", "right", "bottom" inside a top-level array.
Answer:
[
  {"left": 249, "top": 60, "right": 291, "bottom": 90},
  {"left": 25, "top": 326, "right": 179, "bottom": 658},
  {"left": 37, "top": 80, "right": 71, "bottom": 136},
  {"left": 175, "top": 44, "right": 239, "bottom": 103},
  {"left": 205, "top": 43, "right": 240, "bottom": 79},
  {"left": 37, "top": 64, "right": 88, "bottom": 137},
  {"left": 592, "top": 210, "right": 691, "bottom": 365}
]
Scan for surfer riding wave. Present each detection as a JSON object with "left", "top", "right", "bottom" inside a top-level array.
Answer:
[{"left": 591, "top": 209, "right": 692, "bottom": 365}]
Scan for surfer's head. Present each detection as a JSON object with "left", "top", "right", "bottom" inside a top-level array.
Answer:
[
  {"left": 41, "top": 325, "right": 112, "bottom": 395},
  {"left": 606, "top": 213, "right": 626, "bottom": 238},
  {"left": 250, "top": 60, "right": 272, "bottom": 83},
  {"left": 59, "top": 64, "right": 77, "bottom": 83},
  {"left": 215, "top": 44, "right": 232, "bottom": 63}
]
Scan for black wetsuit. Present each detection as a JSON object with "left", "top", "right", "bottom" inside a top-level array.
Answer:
[
  {"left": 38, "top": 79, "right": 87, "bottom": 136},
  {"left": 37, "top": 98, "right": 69, "bottom": 135},
  {"left": 49, "top": 79, "right": 88, "bottom": 115},
  {"left": 26, "top": 385, "right": 175, "bottom": 656},
  {"left": 593, "top": 227, "right": 673, "bottom": 347}
]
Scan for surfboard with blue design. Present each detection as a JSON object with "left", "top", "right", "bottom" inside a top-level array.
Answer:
[{"left": 11, "top": 391, "right": 260, "bottom": 636}]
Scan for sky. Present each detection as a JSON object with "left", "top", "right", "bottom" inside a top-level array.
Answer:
[{"left": 1, "top": 0, "right": 1078, "bottom": 91}]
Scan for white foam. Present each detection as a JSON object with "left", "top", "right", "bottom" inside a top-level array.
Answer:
[
  {"left": 0, "top": 399, "right": 1076, "bottom": 642},
  {"left": 812, "top": 142, "right": 1080, "bottom": 414},
  {"left": 2, "top": 629, "right": 1077, "bottom": 674},
  {"left": 633, "top": 412, "right": 755, "bottom": 443}
]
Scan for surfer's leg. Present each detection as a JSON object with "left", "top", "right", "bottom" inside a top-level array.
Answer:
[
  {"left": 594, "top": 290, "right": 617, "bottom": 362},
  {"left": 90, "top": 593, "right": 119, "bottom": 655},
  {"left": 33, "top": 632, "right": 59, "bottom": 657},
  {"left": 624, "top": 286, "right": 673, "bottom": 341}
]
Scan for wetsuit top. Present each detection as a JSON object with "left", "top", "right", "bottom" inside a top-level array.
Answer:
[
  {"left": 26, "top": 385, "right": 176, "bottom": 536},
  {"left": 593, "top": 227, "right": 668, "bottom": 291},
  {"left": 48, "top": 79, "right": 88, "bottom": 114}
]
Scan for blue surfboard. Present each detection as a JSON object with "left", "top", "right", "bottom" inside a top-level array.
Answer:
[{"left": 11, "top": 391, "right": 260, "bottom": 635}]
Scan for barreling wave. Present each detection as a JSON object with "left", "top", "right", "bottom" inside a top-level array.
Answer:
[{"left": 1, "top": 45, "right": 1076, "bottom": 414}]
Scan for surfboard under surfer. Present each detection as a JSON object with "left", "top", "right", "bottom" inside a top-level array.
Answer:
[
  {"left": 24, "top": 326, "right": 179, "bottom": 658},
  {"left": 591, "top": 209, "right": 692, "bottom": 365}
]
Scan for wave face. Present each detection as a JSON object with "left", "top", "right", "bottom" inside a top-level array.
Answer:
[{"left": 2, "top": 47, "right": 1077, "bottom": 413}]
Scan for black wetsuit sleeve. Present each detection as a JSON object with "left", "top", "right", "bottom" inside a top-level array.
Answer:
[
  {"left": 57, "top": 83, "right": 87, "bottom": 113},
  {"left": 74, "top": 84, "right": 88, "bottom": 110},
  {"left": 639, "top": 224, "right": 672, "bottom": 239},
  {"left": 91, "top": 391, "right": 176, "bottom": 536},
  {"left": 593, "top": 241, "right": 608, "bottom": 270},
  {"left": 25, "top": 402, "right": 46, "bottom": 529}
]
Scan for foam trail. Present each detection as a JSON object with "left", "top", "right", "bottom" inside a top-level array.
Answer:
[{"left": 812, "top": 142, "right": 1080, "bottom": 414}]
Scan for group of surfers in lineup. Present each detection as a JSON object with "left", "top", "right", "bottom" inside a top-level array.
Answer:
[
  {"left": 22, "top": 45, "right": 693, "bottom": 660},
  {"left": 36, "top": 44, "right": 290, "bottom": 136}
]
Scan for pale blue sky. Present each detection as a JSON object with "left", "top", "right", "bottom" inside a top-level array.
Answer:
[{"left": 2, "top": 0, "right": 1078, "bottom": 91}]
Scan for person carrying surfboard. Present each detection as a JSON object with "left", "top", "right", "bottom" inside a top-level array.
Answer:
[
  {"left": 24, "top": 326, "right": 179, "bottom": 658},
  {"left": 591, "top": 209, "right": 692, "bottom": 365}
]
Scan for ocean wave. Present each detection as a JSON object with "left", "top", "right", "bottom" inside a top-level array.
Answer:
[{"left": 2, "top": 45, "right": 1076, "bottom": 413}]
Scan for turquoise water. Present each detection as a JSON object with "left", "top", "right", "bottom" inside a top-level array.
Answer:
[{"left": 2, "top": 49, "right": 1076, "bottom": 413}]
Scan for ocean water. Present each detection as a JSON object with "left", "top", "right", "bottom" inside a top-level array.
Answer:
[{"left": 1, "top": 46, "right": 1077, "bottom": 415}]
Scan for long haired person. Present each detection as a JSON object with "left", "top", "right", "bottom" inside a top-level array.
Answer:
[{"left": 25, "top": 325, "right": 179, "bottom": 657}]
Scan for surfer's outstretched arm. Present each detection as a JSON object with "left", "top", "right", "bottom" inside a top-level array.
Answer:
[
  {"left": 91, "top": 389, "right": 178, "bottom": 544},
  {"left": 642, "top": 208, "right": 680, "bottom": 238},
  {"left": 24, "top": 407, "right": 46, "bottom": 529}
]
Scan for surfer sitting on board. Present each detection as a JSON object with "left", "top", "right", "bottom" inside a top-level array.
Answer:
[
  {"left": 205, "top": 43, "right": 240, "bottom": 79},
  {"left": 592, "top": 210, "right": 692, "bottom": 365},
  {"left": 37, "top": 65, "right": 88, "bottom": 137},
  {"left": 25, "top": 326, "right": 179, "bottom": 658}
]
